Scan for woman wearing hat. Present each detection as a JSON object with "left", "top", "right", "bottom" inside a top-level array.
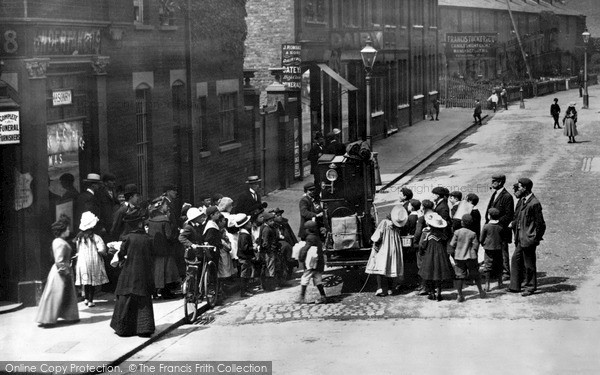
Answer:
[
  {"left": 110, "top": 208, "right": 156, "bottom": 337},
  {"left": 365, "top": 205, "right": 408, "bottom": 296},
  {"left": 563, "top": 103, "right": 578, "bottom": 143},
  {"left": 74, "top": 211, "right": 109, "bottom": 307},
  {"left": 36, "top": 215, "right": 80, "bottom": 326},
  {"left": 418, "top": 213, "right": 455, "bottom": 301}
]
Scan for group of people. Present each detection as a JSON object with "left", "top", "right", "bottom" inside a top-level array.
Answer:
[
  {"left": 550, "top": 97, "right": 579, "bottom": 143},
  {"left": 36, "top": 173, "right": 301, "bottom": 336},
  {"left": 364, "top": 173, "right": 546, "bottom": 302}
]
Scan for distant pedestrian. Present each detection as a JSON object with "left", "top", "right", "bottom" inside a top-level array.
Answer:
[
  {"left": 296, "top": 221, "right": 327, "bottom": 304},
  {"left": 36, "top": 215, "right": 79, "bottom": 327},
  {"left": 307, "top": 132, "right": 325, "bottom": 190},
  {"left": 508, "top": 178, "right": 546, "bottom": 296},
  {"left": 418, "top": 213, "right": 454, "bottom": 301},
  {"left": 448, "top": 214, "right": 486, "bottom": 302},
  {"left": 500, "top": 88, "right": 508, "bottom": 110},
  {"left": 473, "top": 100, "right": 482, "bottom": 125},
  {"left": 430, "top": 97, "right": 440, "bottom": 121},
  {"left": 74, "top": 211, "right": 108, "bottom": 307},
  {"left": 325, "top": 128, "right": 345, "bottom": 155},
  {"left": 365, "top": 205, "right": 408, "bottom": 296},
  {"left": 563, "top": 103, "right": 578, "bottom": 143},
  {"left": 550, "top": 98, "right": 561, "bottom": 129},
  {"left": 577, "top": 69, "right": 584, "bottom": 97},
  {"left": 110, "top": 208, "right": 156, "bottom": 337},
  {"left": 480, "top": 208, "right": 504, "bottom": 291},
  {"left": 488, "top": 92, "right": 499, "bottom": 112}
]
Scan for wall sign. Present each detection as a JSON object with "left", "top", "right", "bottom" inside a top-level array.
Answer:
[
  {"left": 15, "top": 170, "right": 33, "bottom": 211},
  {"left": 0, "top": 111, "right": 20, "bottom": 145},
  {"left": 445, "top": 33, "right": 498, "bottom": 59},
  {"left": 52, "top": 90, "right": 73, "bottom": 106},
  {"left": 282, "top": 44, "right": 302, "bottom": 90}
]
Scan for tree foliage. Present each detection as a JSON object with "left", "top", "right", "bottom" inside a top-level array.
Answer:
[{"left": 177, "top": 0, "right": 247, "bottom": 60}]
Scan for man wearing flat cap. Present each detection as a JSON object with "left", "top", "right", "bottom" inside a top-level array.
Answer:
[
  {"left": 485, "top": 174, "right": 515, "bottom": 280},
  {"left": 298, "top": 182, "right": 326, "bottom": 241},
  {"left": 233, "top": 176, "right": 266, "bottom": 219},
  {"left": 507, "top": 178, "right": 545, "bottom": 296}
]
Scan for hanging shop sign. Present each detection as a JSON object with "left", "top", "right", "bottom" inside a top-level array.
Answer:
[
  {"left": 0, "top": 111, "right": 20, "bottom": 145},
  {"left": 282, "top": 44, "right": 302, "bottom": 90},
  {"left": 445, "top": 33, "right": 498, "bottom": 59},
  {"left": 52, "top": 89, "right": 73, "bottom": 106}
]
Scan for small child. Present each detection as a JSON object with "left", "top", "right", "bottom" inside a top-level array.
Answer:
[
  {"left": 418, "top": 213, "right": 454, "bottom": 301},
  {"left": 448, "top": 191, "right": 463, "bottom": 233},
  {"left": 480, "top": 208, "right": 504, "bottom": 291},
  {"left": 296, "top": 221, "right": 327, "bottom": 304},
  {"left": 449, "top": 214, "right": 486, "bottom": 302},
  {"left": 465, "top": 193, "right": 481, "bottom": 240}
]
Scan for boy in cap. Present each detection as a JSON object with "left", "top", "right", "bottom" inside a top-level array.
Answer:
[
  {"left": 480, "top": 208, "right": 504, "bottom": 291},
  {"left": 259, "top": 212, "right": 280, "bottom": 291},
  {"left": 448, "top": 214, "right": 486, "bottom": 302},
  {"left": 296, "top": 221, "right": 327, "bottom": 304},
  {"left": 236, "top": 214, "right": 256, "bottom": 297}
]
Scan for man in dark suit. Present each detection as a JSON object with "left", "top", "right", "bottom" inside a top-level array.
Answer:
[
  {"left": 233, "top": 176, "right": 265, "bottom": 220},
  {"left": 75, "top": 173, "right": 103, "bottom": 233},
  {"left": 298, "top": 182, "right": 325, "bottom": 241},
  {"left": 485, "top": 174, "right": 515, "bottom": 281},
  {"left": 550, "top": 98, "right": 561, "bottom": 129},
  {"left": 473, "top": 99, "right": 482, "bottom": 125},
  {"left": 111, "top": 184, "right": 143, "bottom": 241},
  {"left": 508, "top": 178, "right": 546, "bottom": 296},
  {"left": 308, "top": 132, "right": 325, "bottom": 193},
  {"left": 324, "top": 128, "right": 345, "bottom": 155}
]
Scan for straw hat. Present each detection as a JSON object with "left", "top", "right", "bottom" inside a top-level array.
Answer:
[
  {"left": 83, "top": 173, "right": 101, "bottom": 183},
  {"left": 234, "top": 213, "right": 251, "bottom": 228},
  {"left": 186, "top": 207, "right": 202, "bottom": 223},
  {"left": 390, "top": 205, "right": 408, "bottom": 228},
  {"left": 424, "top": 212, "right": 447, "bottom": 228},
  {"left": 79, "top": 211, "right": 99, "bottom": 231}
]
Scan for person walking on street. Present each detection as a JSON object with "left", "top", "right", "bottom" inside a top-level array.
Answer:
[
  {"left": 488, "top": 91, "right": 499, "bottom": 113},
  {"left": 551, "top": 98, "right": 562, "bottom": 129},
  {"left": 36, "top": 215, "right": 80, "bottom": 327},
  {"left": 296, "top": 221, "right": 327, "bottom": 304},
  {"left": 473, "top": 100, "right": 482, "bottom": 125},
  {"left": 500, "top": 88, "right": 508, "bottom": 110},
  {"left": 563, "top": 103, "right": 578, "bottom": 143},
  {"left": 578, "top": 69, "right": 584, "bottom": 97},
  {"left": 507, "top": 178, "right": 546, "bottom": 296},
  {"left": 430, "top": 97, "right": 440, "bottom": 121},
  {"left": 485, "top": 174, "right": 514, "bottom": 281}
]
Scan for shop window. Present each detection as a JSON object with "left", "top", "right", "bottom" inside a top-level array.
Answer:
[
  {"left": 135, "top": 84, "right": 151, "bottom": 198},
  {"left": 134, "top": 0, "right": 149, "bottom": 24},
  {"left": 342, "top": 0, "right": 362, "bottom": 28},
  {"left": 304, "top": 0, "right": 326, "bottom": 24},
  {"left": 219, "top": 92, "right": 237, "bottom": 144},
  {"left": 384, "top": 0, "right": 397, "bottom": 26}
]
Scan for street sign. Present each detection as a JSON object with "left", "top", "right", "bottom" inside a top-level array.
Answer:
[{"left": 445, "top": 33, "right": 498, "bottom": 59}]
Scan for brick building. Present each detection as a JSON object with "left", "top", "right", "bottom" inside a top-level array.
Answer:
[
  {"left": 0, "top": 0, "right": 255, "bottom": 305},
  {"left": 245, "top": 0, "right": 440, "bottom": 178},
  {"left": 439, "top": 0, "right": 586, "bottom": 80}
]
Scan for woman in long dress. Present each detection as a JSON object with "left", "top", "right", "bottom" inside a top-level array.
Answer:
[
  {"left": 563, "top": 103, "right": 578, "bottom": 143},
  {"left": 365, "top": 205, "right": 408, "bottom": 296},
  {"left": 110, "top": 208, "right": 155, "bottom": 337},
  {"left": 147, "top": 202, "right": 180, "bottom": 299},
  {"left": 418, "top": 213, "right": 455, "bottom": 301},
  {"left": 74, "top": 211, "right": 108, "bottom": 307},
  {"left": 36, "top": 215, "right": 80, "bottom": 326}
]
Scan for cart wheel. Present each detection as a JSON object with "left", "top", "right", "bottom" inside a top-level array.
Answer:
[
  {"left": 204, "top": 261, "right": 219, "bottom": 308},
  {"left": 182, "top": 276, "right": 198, "bottom": 323},
  {"left": 330, "top": 206, "right": 354, "bottom": 218}
]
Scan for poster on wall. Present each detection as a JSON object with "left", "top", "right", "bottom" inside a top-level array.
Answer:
[
  {"left": 282, "top": 44, "right": 302, "bottom": 90},
  {"left": 47, "top": 120, "right": 83, "bottom": 219},
  {"left": 55, "top": 200, "right": 74, "bottom": 232},
  {"left": 0, "top": 111, "right": 20, "bottom": 145}
]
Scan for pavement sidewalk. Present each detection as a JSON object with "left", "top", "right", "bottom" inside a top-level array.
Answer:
[{"left": 0, "top": 103, "right": 499, "bottom": 368}]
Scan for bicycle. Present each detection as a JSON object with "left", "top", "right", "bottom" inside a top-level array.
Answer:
[{"left": 182, "top": 244, "right": 219, "bottom": 323}]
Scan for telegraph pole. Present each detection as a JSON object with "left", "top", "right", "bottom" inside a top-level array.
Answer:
[{"left": 506, "top": 0, "right": 533, "bottom": 82}]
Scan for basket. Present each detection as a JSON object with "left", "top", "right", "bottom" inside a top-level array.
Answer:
[{"left": 401, "top": 235, "right": 414, "bottom": 248}]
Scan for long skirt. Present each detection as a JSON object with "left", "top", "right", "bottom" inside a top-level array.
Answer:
[
  {"left": 563, "top": 118, "right": 578, "bottom": 137},
  {"left": 418, "top": 242, "right": 455, "bottom": 281},
  {"left": 36, "top": 266, "right": 79, "bottom": 324},
  {"left": 218, "top": 249, "right": 235, "bottom": 278},
  {"left": 110, "top": 294, "right": 155, "bottom": 337},
  {"left": 153, "top": 255, "right": 180, "bottom": 289}
]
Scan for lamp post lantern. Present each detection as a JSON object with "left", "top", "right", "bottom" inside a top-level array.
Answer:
[
  {"left": 582, "top": 28, "right": 591, "bottom": 109},
  {"left": 360, "top": 37, "right": 378, "bottom": 147}
]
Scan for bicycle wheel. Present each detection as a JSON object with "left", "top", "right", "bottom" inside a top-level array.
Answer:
[
  {"left": 182, "top": 275, "right": 198, "bottom": 323},
  {"left": 204, "top": 261, "right": 219, "bottom": 308}
]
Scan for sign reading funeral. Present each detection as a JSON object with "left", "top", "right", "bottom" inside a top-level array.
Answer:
[
  {"left": 0, "top": 111, "right": 20, "bottom": 145},
  {"left": 446, "top": 33, "right": 498, "bottom": 59},
  {"left": 281, "top": 44, "right": 302, "bottom": 90}
]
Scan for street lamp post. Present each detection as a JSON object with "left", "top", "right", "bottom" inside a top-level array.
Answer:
[
  {"left": 582, "top": 28, "right": 591, "bottom": 109},
  {"left": 519, "top": 87, "right": 525, "bottom": 109},
  {"left": 360, "top": 37, "right": 378, "bottom": 147}
]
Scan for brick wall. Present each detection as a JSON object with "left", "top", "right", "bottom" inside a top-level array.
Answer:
[{"left": 244, "top": 0, "right": 295, "bottom": 104}]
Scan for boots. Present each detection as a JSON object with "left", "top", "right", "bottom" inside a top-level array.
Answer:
[
  {"left": 484, "top": 272, "right": 491, "bottom": 292},
  {"left": 295, "top": 285, "right": 307, "bottom": 304},
  {"left": 315, "top": 284, "right": 327, "bottom": 304},
  {"left": 475, "top": 276, "right": 487, "bottom": 299},
  {"left": 456, "top": 280, "right": 464, "bottom": 303},
  {"left": 497, "top": 276, "right": 504, "bottom": 290}
]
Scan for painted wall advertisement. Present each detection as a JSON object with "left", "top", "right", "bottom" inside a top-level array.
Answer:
[
  {"left": 445, "top": 33, "right": 498, "bottom": 59},
  {"left": 0, "top": 111, "right": 20, "bottom": 145},
  {"left": 282, "top": 44, "right": 302, "bottom": 90}
]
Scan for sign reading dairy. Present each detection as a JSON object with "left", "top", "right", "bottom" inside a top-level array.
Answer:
[
  {"left": 52, "top": 89, "right": 72, "bottom": 106},
  {"left": 446, "top": 33, "right": 498, "bottom": 59},
  {"left": 0, "top": 111, "right": 20, "bottom": 145},
  {"left": 282, "top": 44, "right": 302, "bottom": 90}
]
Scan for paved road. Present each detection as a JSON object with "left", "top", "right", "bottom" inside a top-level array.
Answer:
[{"left": 128, "top": 89, "right": 600, "bottom": 374}]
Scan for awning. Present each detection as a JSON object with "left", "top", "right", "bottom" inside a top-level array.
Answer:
[{"left": 317, "top": 63, "right": 358, "bottom": 91}]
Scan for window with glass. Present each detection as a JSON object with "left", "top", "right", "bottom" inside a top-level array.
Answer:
[
  {"left": 384, "top": 0, "right": 397, "bottom": 26},
  {"left": 304, "top": 0, "right": 326, "bottom": 24},
  {"left": 135, "top": 84, "right": 151, "bottom": 198},
  {"left": 197, "top": 96, "right": 208, "bottom": 150},
  {"left": 219, "top": 92, "right": 237, "bottom": 144},
  {"left": 134, "top": 0, "right": 149, "bottom": 24},
  {"left": 342, "top": 0, "right": 362, "bottom": 28},
  {"left": 172, "top": 80, "right": 185, "bottom": 124},
  {"left": 370, "top": 0, "right": 382, "bottom": 26}
]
